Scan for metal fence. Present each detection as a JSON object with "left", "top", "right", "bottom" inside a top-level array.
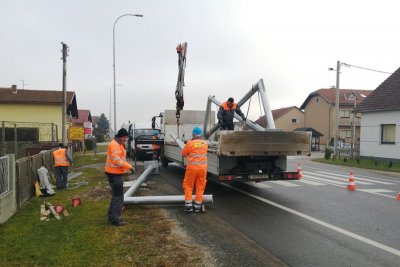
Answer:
[{"left": 0, "top": 156, "right": 10, "bottom": 198}]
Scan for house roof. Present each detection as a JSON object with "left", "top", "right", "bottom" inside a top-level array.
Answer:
[
  {"left": 0, "top": 87, "right": 78, "bottom": 118},
  {"left": 72, "top": 110, "right": 92, "bottom": 124},
  {"left": 255, "top": 106, "right": 302, "bottom": 127},
  {"left": 300, "top": 88, "right": 373, "bottom": 109},
  {"left": 294, "top": 127, "right": 323, "bottom": 137},
  {"left": 356, "top": 66, "right": 400, "bottom": 113}
]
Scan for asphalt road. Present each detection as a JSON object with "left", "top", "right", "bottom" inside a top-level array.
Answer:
[{"left": 153, "top": 156, "right": 400, "bottom": 266}]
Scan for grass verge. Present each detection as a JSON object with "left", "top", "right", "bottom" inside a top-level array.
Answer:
[
  {"left": 314, "top": 157, "right": 400, "bottom": 173},
  {"left": 0, "top": 154, "right": 205, "bottom": 266}
]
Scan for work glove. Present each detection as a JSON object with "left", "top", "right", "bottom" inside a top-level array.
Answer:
[
  {"left": 218, "top": 120, "right": 223, "bottom": 126},
  {"left": 242, "top": 117, "right": 246, "bottom": 122},
  {"left": 131, "top": 168, "right": 135, "bottom": 174}
]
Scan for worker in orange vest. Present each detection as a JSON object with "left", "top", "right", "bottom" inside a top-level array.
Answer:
[
  {"left": 53, "top": 143, "right": 73, "bottom": 190},
  {"left": 181, "top": 126, "right": 208, "bottom": 213},
  {"left": 152, "top": 130, "right": 161, "bottom": 160},
  {"left": 217, "top": 97, "right": 246, "bottom": 130},
  {"left": 105, "top": 128, "right": 134, "bottom": 226}
]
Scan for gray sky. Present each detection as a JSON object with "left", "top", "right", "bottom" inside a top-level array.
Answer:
[{"left": 1, "top": 0, "right": 399, "bottom": 130}]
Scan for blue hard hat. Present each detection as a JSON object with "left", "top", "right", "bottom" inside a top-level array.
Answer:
[
  {"left": 153, "top": 130, "right": 159, "bottom": 135},
  {"left": 192, "top": 126, "right": 202, "bottom": 136}
]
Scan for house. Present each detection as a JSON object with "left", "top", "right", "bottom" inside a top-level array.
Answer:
[
  {"left": 71, "top": 109, "right": 92, "bottom": 127},
  {"left": 0, "top": 85, "right": 78, "bottom": 142},
  {"left": 255, "top": 106, "right": 305, "bottom": 131},
  {"left": 300, "top": 88, "right": 372, "bottom": 149},
  {"left": 356, "top": 67, "right": 400, "bottom": 162}
]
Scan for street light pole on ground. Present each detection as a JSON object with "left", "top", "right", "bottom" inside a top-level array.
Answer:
[{"left": 112, "top": 13, "right": 143, "bottom": 132}]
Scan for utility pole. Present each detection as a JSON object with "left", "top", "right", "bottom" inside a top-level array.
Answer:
[
  {"left": 334, "top": 60, "right": 341, "bottom": 157},
  {"left": 61, "top": 42, "right": 69, "bottom": 144}
]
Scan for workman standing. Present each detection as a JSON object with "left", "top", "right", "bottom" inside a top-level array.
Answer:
[
  {"left": 152, "top": 130, "right": 161, "bottom": 160},
  {"left": 53, "top": 143, "right": 73, "bottom": 190},
  {"left": 217, "top": 97, "right": 246, "bottom": 130},
  {"left": 105, "top": 128, "right": 134, "bottom": 226},
  {"left": 181, "top": 126, "right": 208, "bottom": 213}
]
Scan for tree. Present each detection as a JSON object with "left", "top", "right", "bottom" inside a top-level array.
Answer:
[{"left": 96, "top": 113, "right": 109, "bottom": 135}]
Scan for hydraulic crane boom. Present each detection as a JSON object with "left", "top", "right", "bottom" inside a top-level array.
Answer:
[{"left": 175, "top": 42, "right": 187, "bottom": 120}]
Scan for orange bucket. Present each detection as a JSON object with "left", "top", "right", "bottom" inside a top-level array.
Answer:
[{"left": 72, "top": 197, "right": 81, "bottom": 207}]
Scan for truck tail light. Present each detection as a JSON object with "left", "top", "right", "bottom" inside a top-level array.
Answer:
[{"left": 219, "top": 175, "right": 235, "bottom": 181}]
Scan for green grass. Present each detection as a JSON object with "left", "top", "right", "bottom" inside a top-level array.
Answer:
[
  {"left": 72, "top": 152, "right": 107, "bottom": 168},
  {"left": 314, "top": 157, "right": 400, "bottom": 173},
  {"left": 0, "top": 154, "right": 199, "bottom": 266}
]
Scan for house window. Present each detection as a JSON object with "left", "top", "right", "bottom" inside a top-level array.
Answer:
[
  {"left": 381, "top": 124, "right": 395, "bottom": 144},
  {"left": 291, "top": 118, "right": 298, "bottom": 124},
  {"left": 340, "top": 110, "right": 351, "bottom": 118},
  {"left": 315, "top": 97, "right": 319, "bottom": 104},
  {"left": 340, "top": 130, "right": 352, "bottom": 138}
]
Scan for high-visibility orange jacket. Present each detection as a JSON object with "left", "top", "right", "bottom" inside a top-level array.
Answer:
[
  {"left": 105, "top": 138, "right": 132, "bottom": 174},
  {"left": 181, "top": 138, "right": 208, "bottom": 170},
  {"left": 53, "top": 148, "right": 70, "bottom": 167},
  {"left": 217, "top": 101, "right": 245, "bottom": 123}
]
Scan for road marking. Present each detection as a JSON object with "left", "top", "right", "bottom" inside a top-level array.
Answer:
[
  {"left": 270, "top": 181, "right": 300, "bottom": 187},
  {"left": 297, "top": 179, "right": 325, "bottom": 186},
  {"left": 221, "top": 183, "right": 400, "bottom": 258},
  {"left": 318, "top": 171, "right": 394, "bottom": 185},
  {"left": 243, "top": 182, "right": 272, "bottom": 189},
  {"left": 358, "top": 189, "right": 396, "bottom": 198},
  {"left": 303, "top": 165, "right": 399, "bottom": 184},
  {"left": 308, "top": 172, "right": 373, "bottom": 185},
  {"left": 304, "top": 174, "right": 348, "bottom": 185}
]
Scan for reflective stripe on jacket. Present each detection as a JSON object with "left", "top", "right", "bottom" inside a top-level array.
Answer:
[
  {"left": 181, "top": 139, "right": 208, "bottom": 170},
  {"left": 53, "top": 148, "right": 69, "bottom": 167},
  {"left": 105, "top": 138, "right": 132, "bottom": 174}
]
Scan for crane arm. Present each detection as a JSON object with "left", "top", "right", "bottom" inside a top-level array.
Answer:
[{"left": 175, "top": 42, "right": 187, "bottom": 119}]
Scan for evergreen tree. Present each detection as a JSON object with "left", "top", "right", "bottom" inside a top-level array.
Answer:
[{"left": 96, "top": 113, "right": 109, "bottom": 135}]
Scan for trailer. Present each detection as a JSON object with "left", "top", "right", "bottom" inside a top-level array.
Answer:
[{"left": 160, "top": 79, "right": 311, "bottom": 182}]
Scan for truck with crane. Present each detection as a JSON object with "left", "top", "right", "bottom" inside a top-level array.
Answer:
[{"left": 157, "top": 42, "right": 311, "bottom": 182}]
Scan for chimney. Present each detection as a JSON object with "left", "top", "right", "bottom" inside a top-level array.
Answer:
[{"left": 11, "top": 84, "right": 17, "bottom": 94}]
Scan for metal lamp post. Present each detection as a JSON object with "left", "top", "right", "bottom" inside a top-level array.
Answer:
[{"left": 113, "top": 13, "right": 143, "bottom": 132}]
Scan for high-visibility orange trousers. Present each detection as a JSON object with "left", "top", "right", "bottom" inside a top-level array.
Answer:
[{"left": 183, "top": 169, "right": 207, "bottom": 203}]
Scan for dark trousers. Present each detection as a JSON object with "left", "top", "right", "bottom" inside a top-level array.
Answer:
[
  {"left": 106, "top": 173, "right": 124, "bottom": 224},
  {"left": 221, "top": 122, "right": 234, "bottom": 130},
  {"left": 55, "top": 166, "right": 68, "bottom": 189}
]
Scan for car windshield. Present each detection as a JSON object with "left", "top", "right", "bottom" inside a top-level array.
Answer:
[{"left": 134, "top": 129, "right": 154, "bottom": 139}]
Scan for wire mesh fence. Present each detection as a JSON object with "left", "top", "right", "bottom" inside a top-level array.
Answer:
[{"left": 0, "top": 156, "right": 10, "bottom": 198}]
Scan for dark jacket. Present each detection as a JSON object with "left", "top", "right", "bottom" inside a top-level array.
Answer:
[{"left": 217, "top": 102, "right": 245, "bottom": 123}]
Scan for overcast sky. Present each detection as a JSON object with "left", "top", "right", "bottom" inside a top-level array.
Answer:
[{"left": 1, "top": 0, "right": 399, "bottom": 130}]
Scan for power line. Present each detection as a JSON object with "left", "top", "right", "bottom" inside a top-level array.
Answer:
[{"left": 341, "top": 63, "right": 393, "bottom": 74}]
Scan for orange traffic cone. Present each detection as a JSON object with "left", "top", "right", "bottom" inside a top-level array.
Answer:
[
  {"left": 297, "top": 163, "right": 303, "bottom": 179},
  {"left": 396, "top": 192, "right": 400, "bottom": 201},
  {"left": 346, "top": 172, "right": 356, "bottom": 191}
]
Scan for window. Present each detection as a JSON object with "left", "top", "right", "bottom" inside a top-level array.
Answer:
[
  {"left": 291, "top": 118, "right": 298, "bottom": 124},
  {"left": 340, "top": 110, "right": 351, "bottom": 118},
  {"left": 315, "top": 97, "right": 319, "bottom": 104},
  {"left": 381, "top": 124, "right": 395, "bottom": 144},
  {"left": 340, "top": 130, "right": 352, "bottom": 138}
]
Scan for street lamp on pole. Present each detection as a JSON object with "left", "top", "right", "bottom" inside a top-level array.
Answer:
[
  {"left": 113, "top": 13, "right": 143, "bottom": 133},
  {"left": 329, "top": 60, "right": 341, "bottom": 157}
]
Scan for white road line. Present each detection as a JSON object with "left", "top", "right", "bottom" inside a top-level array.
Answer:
[
  {"left": 221, "top": 183, "right": 400, "bottom": 258},
  {"left": 242, "top": 182, "right": 272, "bottom": 189},
  {"left": 303, "top": 165, "right": 399, "bottom": 184},
  {"left": 318, "top": 171, "right": 394, "bottom": 185},
  {"left": 298, "top": 179, "right": 325, "bottom": 186},
  {"left": 358, "top": 189, "right": 396, "bottom": 198},
  {"left": 306, "top": 172, "right": 373, "bottom": 185},
  {"left": 304, "top": 174, "right": 348, "bottom": 185},
  {"left": 270, "top": 181, "right": 300, "bottom": 187}
]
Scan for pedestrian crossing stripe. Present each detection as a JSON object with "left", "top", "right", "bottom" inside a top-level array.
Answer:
[{"left": 318, "top": 171, "right": 394, "bottom": 185}]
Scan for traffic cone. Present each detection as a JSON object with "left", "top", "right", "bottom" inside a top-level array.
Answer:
[
  {"left": 346, "top": 172, "right": 356, "bottom": 191},
  {"left": 396, "top": 192, "right": 400, "bottom": 201},
  {"left": 297, "top": 163, "right": 303, "bottom": 179}
]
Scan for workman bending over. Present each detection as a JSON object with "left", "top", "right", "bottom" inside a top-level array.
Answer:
[
  {"left": 53, "top": 143, "right": 73, "bottom": 190},
  {"left": 105, "top": 128, "right": 134, "bottom": 226},
  {"left": 217, "top": 97, "right": 246, "bottom": 130},
  {"left": 181, "top": 126, "right": 208, "bottom": 213}
]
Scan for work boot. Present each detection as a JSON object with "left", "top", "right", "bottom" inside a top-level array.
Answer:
[
  {"left": 184, "top": 201, "right": 193, "bottom": 213},
  {"left": 111, "top": 220, "right": 127, "bottom": 227},
  {"left": 193, "top": 202, "right": 202, "bottom": 213}
]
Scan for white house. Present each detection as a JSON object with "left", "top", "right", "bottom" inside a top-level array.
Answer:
[{"left": 356, "top": 67, "right": 400, "bottom": 162}]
